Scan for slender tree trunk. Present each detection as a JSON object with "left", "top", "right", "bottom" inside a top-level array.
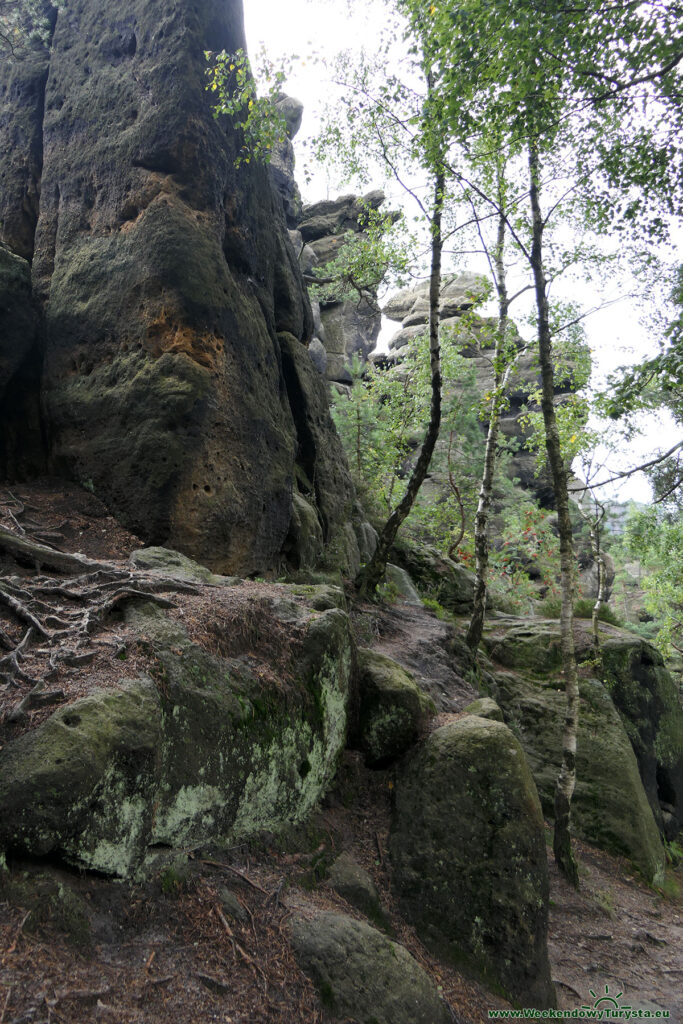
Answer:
[
  {"left": 590, "top": 506, "right": 606, "bottom": 657},
  {"left": 466, "top": 207, "right": 510, "bottom": 653},
  {"left": 527, "top": 140, "right": 580, "bottom": 888},
  {"left": 356, "top": 167, "right": 445, "bottom": 598}
]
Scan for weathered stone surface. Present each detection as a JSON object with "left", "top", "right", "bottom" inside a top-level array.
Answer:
[
  {"left": 326, "top": 852, "right": 386, "bottom": 925},
  {"left": 270, "top": 94, "right": 304, "bottom": 226},
  {"left": 0, "top": 243, "right": 44, "bottom": 478},
  {"left": 319, "top": 291, "right": 382, "bottom": 372},
  {"left": 282, "top": 491, "right": 325, "bottom": 570},
  {"left": 0, "top": 0, "right": 378, "bottom": 579},
  {"left": 307, "top": 336, "right": 328, "bottom": 376},
  {"left": 290, "top": 910, "right": 452, "bottom": 1024},
  {"left": 0, "top": 44, "right": 50, "bottom": 261},
  {"left": 484, "top": 620, "right": 667, "bottom": 881},
  {"left": 390, "top": 717, "right": 555, "bottom": 1008},
  {"left": 129, "top": 546, "right": 238, "bottom": 585},
  {"left": 0, "top": 598, "right": 353, "bottom": 877},
  {"left": 355, "top": 648, "right": 434, "bottom": 767},
  {"left": 382, "top": 272, "right": 489, "bottom": 323},
  {"left": 298, "top": 191, "right": 385, "bottom": 243},
  {"left": 464, "top": 696, "right": 504, "bottom": 721},
  {"left": 390, "top": 538, "right": 475, "bottom": 614}
]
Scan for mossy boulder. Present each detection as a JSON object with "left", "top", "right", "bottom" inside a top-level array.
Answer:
[
  {"left": 464, "top": 697, "right": 504, "bottom": 721},
  {"left": 390, "top": 538, "right": 475, "bottom": 614},
  {"left": 290, "top": 910, "right": 452, "bottom": 1024},
  {"left": 355, "top": 649, "right": 435, "bottom": 767},
  {"left": 489, "top": 668, "right": 665, "bottom": 884},
  {"left": 0, "top": 600, "right": 353, "bottom": 877},
  {"left": 390, "top": 716, "right": 555, "bottom": 1009}
]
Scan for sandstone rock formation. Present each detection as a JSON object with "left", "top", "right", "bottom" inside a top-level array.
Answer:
[
  {"left": 378, "top": 274, "right": 588, "bottom": 508},
  {"left": 0, "top": 0, "right": 367, "bottom": 576},
  {"left": 295, "top": 191, "right": 390, "bottom": 383},
  {"left": 0, "top": 244, "right": 44, "bottom": 478}
]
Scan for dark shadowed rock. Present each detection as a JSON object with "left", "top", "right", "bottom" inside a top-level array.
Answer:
[
  {"left": 326, "top": 852, "right": 387, "bottom": 925},
  {"left": 390, "top": 538, "right": 475, "bottom": 614},
  {"left": 0, "top": 244, "right": 44, "bottom": 477},
  {"left": 0, "top": 44, "right": 50, "bottom": 261},
  {"left": 279, "top": 331, "right": 367, "bottom": 575}
]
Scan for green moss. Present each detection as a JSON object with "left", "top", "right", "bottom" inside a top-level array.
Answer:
[{"left": 0, "top": 602, "right": 354, "bottom": 878}]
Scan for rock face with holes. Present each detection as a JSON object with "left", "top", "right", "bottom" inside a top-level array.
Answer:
[
  {"left": 0, "top": 588, "right": 353, "bottom": 877},
  {"left": 0, "top": 0, "right": 367, "bottom": 576}
]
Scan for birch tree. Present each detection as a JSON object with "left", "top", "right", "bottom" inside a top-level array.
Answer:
[{"left": 398, "top": 0, "right": 682, "bottom": 885}]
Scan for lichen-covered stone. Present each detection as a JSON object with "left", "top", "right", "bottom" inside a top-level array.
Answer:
[
  {"left": 290, "top": 910, "right": 452, "bottom": 1024},
  {"left": 0, "top": 599, "right": 354, "bottom": 877},
  {"left": 355, "top": 649, "right": 434, "bottom": 768},
  {"left": 390, "top": 717, "right": 555, "bottom": 1009}
]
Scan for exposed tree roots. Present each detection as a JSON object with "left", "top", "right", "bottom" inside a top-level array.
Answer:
[{"left": 0, "top": 516, "right": 196, "bottom": 725}]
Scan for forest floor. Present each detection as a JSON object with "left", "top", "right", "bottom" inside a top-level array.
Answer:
[{"left": 0, "top": 481, "right": 681, "bottom": 1024}]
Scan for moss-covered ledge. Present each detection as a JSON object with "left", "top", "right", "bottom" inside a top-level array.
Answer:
[{"left": 0, "top": 600, "right": 354, "bottom": 878}]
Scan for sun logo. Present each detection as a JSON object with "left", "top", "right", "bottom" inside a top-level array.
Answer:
[{"left": 582, "top": 984, "right": 631, "bottom": 1013}]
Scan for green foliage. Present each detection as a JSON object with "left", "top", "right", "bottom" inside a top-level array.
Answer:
[
  {"left": 420, "top": 596, "right": 452, "bottom": 621},
  {"left": 574, "top": 599, "right": 621, "bottom": 626},
  {"left": 330, "top": 330, "right": 481, "bottom": 551},
  {"left": 623, "top": 505, "right": 683, "bottom": 656},
  {"left": 492, "top": 502, "right": 561, "bottom": 604},
  {"left": 602, "top": 265, "right": 683, "bottom": 422},
  {"left": 519, "top": 312, "right": 596, "bottom": 471},
  {"left": 206, "top": 47, "right": 291, "bottom": 166}
]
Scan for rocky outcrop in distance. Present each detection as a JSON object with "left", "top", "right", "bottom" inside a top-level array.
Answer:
[{"left": 0, "top": 0, "right": 370, "bottom": 577}]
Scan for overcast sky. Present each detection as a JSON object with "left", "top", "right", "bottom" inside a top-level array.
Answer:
[{"left": 243, "top": 0, "right": 678, "bottom": 504}]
